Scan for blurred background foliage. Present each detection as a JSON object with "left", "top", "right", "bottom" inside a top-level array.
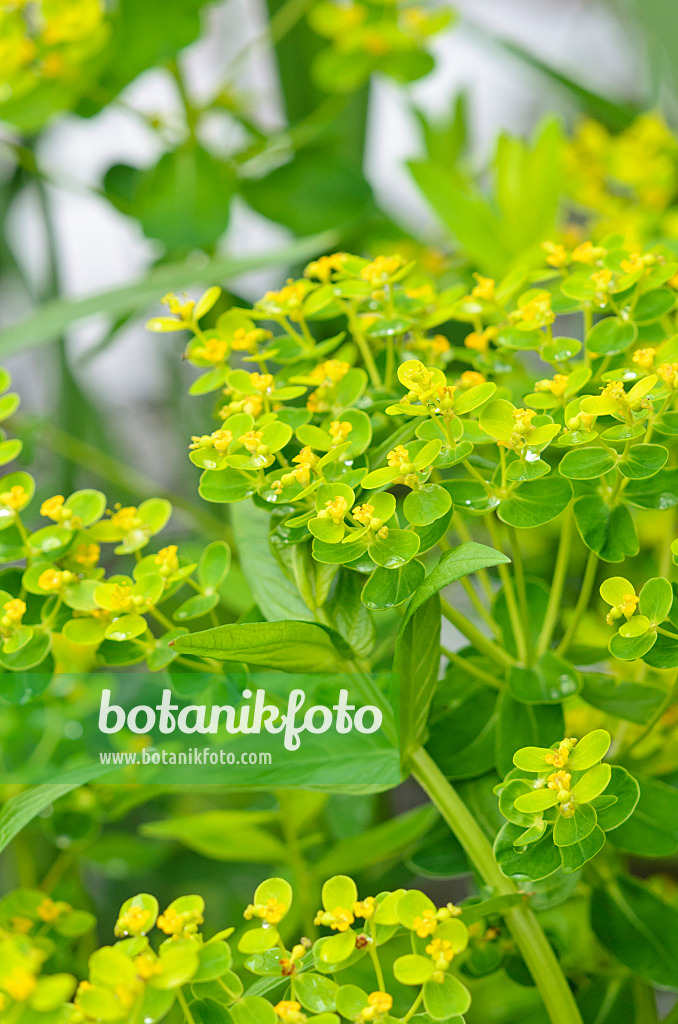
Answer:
[{"left": 4, "top": 1, "right": 678, "bottom": 1021}]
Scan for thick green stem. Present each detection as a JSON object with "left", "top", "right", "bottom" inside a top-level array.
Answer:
[
  {"left": 440, "top": 597, "right": 515, "bottom": 669},
  {"left": 410, "top": 747, "right": 583, "bottom": 1024},
  {"left": 487, "top": 517, "right": 527, "bottom": 664},
  {"left": 536, "top": 506, "right": 573, "bottom": 657}
]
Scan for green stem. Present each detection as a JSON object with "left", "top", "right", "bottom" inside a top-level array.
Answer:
[
  {"left": 556, "top": 550, "right": 599, "bottom": 656},
  {"left": 460, "top": 576, "right": 500, "bottom": 635},
  {"left": 402, "top": 990, "right": 424, "bottom": 1022},
  {"left": 409, "top": 747, "right": 583, "bottom": 1024},
  {"left": 536, "top": 506, "right": 573, "bottom": 657},
  {"left": 440, "top": 598, "right": 515, "bottom": 669},
  {"left": 453, "top": 514, "right": 494, "bottom": 602},
  {"left": 487, "top": 517, "right": 527, "bottom": 664},
  {"left": 507, "top": 524, "right": 531, "bottom": 659},
  {"left": 177, "top": 988, "right": 196, "bottom": 1024},
  {"left": 441, "top": 646, "right": 502, "bottom": 690}
]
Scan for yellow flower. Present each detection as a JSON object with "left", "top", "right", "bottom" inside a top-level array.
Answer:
[
  {"left": 534, "top": 374, "right": 568, "bottom": 397},
  {"left": 38, "top": 568, "right": 70, "bottom": 593},
  {"left": 430, "top": 334, "right": 450, "bottom": 356},
  {"left": 459, "top": 371, "right": 485, "bottom": 388},
  {"left": 572, "top": 241, "right": 605, "bottom": 264},
  {"left": 314, "top": 905, "right": 355, "bottom": 932},
  {"left": 318, "top": 497, "right": 349, "bottom": 525},
  {"left": 542, "top": 241, "right": 568, "bottom": 268},
  {"left": 73, "top": 542, "right": 100, "bottom": 568},
  {"left": 157, "top": 904, "right": 203, "bottom": 936},
  {"left": 360, "top": 255, "right": 404, "bottom": 286},
  {"left": 515, "top": 293, "right": 555, "bottom": 328},
  {"left": 110, "top": 506, "right": 141, "bottom": 532},
  {"left": 1, "top": 599, "right": 25, "bottom": 631},
  {"left": 657, "top": 362, "right": 678, "bottom": 388},
  {"left": 154, "top": 545, "right": 179, "bottom": 575},
  {"left": 426, "top": 938, "right": 455, "bottom": 966},
  {"left": 547, "top": 770, "right": 572, "bottom": 793},
  {"left": 304, "top": 253, "right": 349, "bottom": 282},
  {"left": 366, "top": 992, "right": 393, "bottom": 1015},
  {"left": 134, "top": 952, "right": 161, "bottom": 980},
  {"left": 250, "top": 372, "right": 275, "bottom": 393},
  {"left": 464, "top": 329, "right": 494, "bottom": 353},
  {"left": 115, "top": 906, "right": 151, "bottom": 938},
  {"left": 239, "top": 430, "right": 264, "bottom": 455},
  {"left": 632, "top": 348, "right": 656, "bottom": 371},
  {"left": 37, "top": 897, "right": 69, "bottom": 923},
  {"left": 161, "top": 292, "right": 195, "bottom": 320},
  {"left": 2, "top": 967, "right": 36, "bottom": 1002},
  {"left": 606, "top": 592, "right": 639, "bottom": 625},
  {"left": 40, "top": 494, "right": 65, "bottom": 520},
  {"left": 329, "top": 420, "right": 353, "bottom": 445},
  {"left": 231, "top": 327, "right": 271, "bottom": 352},
  {"left": 354, "top": 897, "right": 377, "bottom": 919},
  {"left": 0, "top": 485, "right": 29, "bottom": 511},
  {"left": 620, "top": 253, "right": 646, "bottom": 274},
  {"left": 105, "top": 583, "right": 136, "bottom": 613},
  {"left": 591, "top": 267, "right": 612, "bottom": 290},
  {"left": 543, "top": 738, "right": 578, "bottom": 768},
  {"left": 311, "top": 360, "right": 350, "bottom": 385},
  {"left": 194, "top": 338, "right": 228, "bottom": 364},
  {"left": 413, "top": 909, "right": 438, "bottom": 938},
  {"left": 274, "top": 1001, "right": 306, "bottom": 1024},
  {"left": 471, "top": 274, "right": 495, "bottom": 301},
  {"left": 244, "top": 898, "right": 287, "bottom": 925},
  {"left": 387, "top": 445, "right": 410, "bottom": 470}
]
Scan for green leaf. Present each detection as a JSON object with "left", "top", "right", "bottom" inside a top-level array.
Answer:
[
  {"left": 493, "top": 823, "right": 560, "bottom": 881},
  {"left": 626, "top": 467, "right": 678, "bottom": 509},
  {"left": 294, "top": 974, "right": 338, "bottom": 1014},
  {"left": 568, "top": 730, "right": 611, "bottom": 770},
  {"left": 173, "top": 592, "right": 220, "bottom": 622},
  {"left": 393, "top": 954, "right": 435, "bottom": 985},
  {"left": 316, "top": 931, "right": 355, "bottom": 966},
  {"left": 498, "top": 477, "right": 572, "bottom": 529},
  {"left": 608, "top": 773, "right": 678, "bottom": 856},
  {"left": 574, "top": 494, "right": 639, "bottom": 562},
  {"left": 361, "top": 561, "right": 425, "bottom": 610},
  {"left": 315, "top": 806, "right": 438, "bottom": 878},
  {"left": 193, "top": 943, "right": 233, "bottom": 983},
  {"left": 639, "top": 576, "right": 673, "bottom": 623},
  {"left": 0, "top": 762, "right": 113, "bottom": 855},
  {"left": 171, "top": 620, "right": 348, "bottom": 671},
  {"left": 368, "top": 529, "right": 420, "bottom": 568},
  {"left": 0, "top": 232, "right": 338, "bottom": 355},
  {"left": 231, "top": 501, "right": 313, "bottom": 622},
  {"left": 198, "top": 541, "right": 231, "bottom": 591},
  {"left": 422, "top": 974, "right": 471, "bottom": 1020},
  {"left": 571, "top": 763, "right": 611, "bottom": 803},
  {"left": 581, "top": 673, "right": 666, "bottom": 724},
  {"left": 553, "top": 803, "right": 598, "bottom": 847},
  {"left": 560, "top": 825, "right": 605, "bottom": 873},
  {"left": 618, "top": 444, "right": 668, "bottom": 479},
  {"left": 229, "top": 996, "right": 277, "bottom": 1024},
  {"left": 586, "top": 316, "right": 637, "bottom": 355},
  {"left": 609, "top": 629, "right": 657, "bottom": 661},
  {"left": 591, "top": 876, "right": 678, "bottom": 988},
  {"left": 508, "top": 652, "right": 580, "bottom": 704},
  {"left": 632, "top": 287, "right": 676, "bottom": 323},
  {"left": 514, "top": 789, "right": 559, "bottom": 814},
  {"left": 140, "top": 811, "right": 286, "bottom": 863},
  {"left": 395, "top": 594, "right": 441, "bottom": 758},
  {"left": 403, "top": 484, "right": 452, "bottom": 526},
  {"left": 559, "top": 447, "right": 615, "bottom": 480}
]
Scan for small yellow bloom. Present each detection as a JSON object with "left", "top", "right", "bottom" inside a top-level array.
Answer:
[
  {"left": 547, "top": 770, "right": 571, "bottom": 792},
  {"left": 157, "top": 904, "right": 203, "bottom": 936},
  {"left": 591, "top": 267, "right": 612, "bottom": 290},
  {"left": 632, "top": 348, "right": 656, "bottom": 371},
  {"left": 73, "top": 542, "right": 100, "bottom": 568},
  {"left": 239, "top": 430, "right": 264, "bottom": 455},
  {"left": 387, "top": 445, "right": 410, "bottom": 469},
  {"left": 318, "top": 497, "right": 349, "bottom": 525},
  {"left": 37, "top": 897, "right": 69, "bottom": 923},
  {"left": 194, "top": 338, "right": 228, "bottom": 364},
  {"left": 620, "top": 253, "right": 646, "bottom": 274},
  {"left": 244, "top": 898, "right": 287, "bottom": 925},
  {"left": 542, "top": 241, "right": 568, "bottom": 268},
  {"left": 329, "top": 420, "right": 353, "bottom": 445},
  {"left": 305, "top": 253, "right": 349, "bottom": 282},
  {"left": 38, "top": 568, "right": 67, "bottom": 593},
  {"left": 154, "top": 545, "right": 179, "bottom": 575},
  {"left": 249, "top": 372, "right": 275, "bottom": 393},
  {"left": 426, "top": 938, "right": 455, "bottom": 966},
  {"left": 0, "top": 485, "right": 29, "bottom": 511},
  {"left": 274, "top": 1001, "right": 306, "bottom": 1024},
  {"left": 134, "top": 952, "right": 162, "bottom": 980},
  {"left": 1, "top": 599, "right": 25, "bottom": 629},
  {"left": 534, "top": 374, "right": 568, "bottom": 397},
  {"left": 459, "top": 371, "right": 485, "bottom": 388},
  {"left": 657, "top": 362, "right": 678, "bottom": 388},
  {"left": 314, "top": 905, "right": 355, "bottom": 932},
  {"left": 572, "top": 241, "right": 605, "bottom": 264},
  {"left": 2, "top": 967, "right": 36, "bottom": 1002},
  {"left": 231, "top": 327, "right": 271, "bottom": 352},
  {"left": 354, "top": 896, "right": 377, "bottom": 919},
  {"left": 413, "top": 909, "right": 438, "bottom": 938},
  {"left": 471, "top": 274, "right": 495, "bottom": 301},
  {"left": 110, "top": 506, "right": 141, "bottom": 532},
  {"left": 360, "top": 255, "right": 404, "bottom": 286},
  {"left": 161, "top": 292, "right": 195, "bottom": 320},
  {"left": 544, "top": 738, "right": 577, "bottom": 768},
  {"left": 40, "top": 494, "right": 65, "bottom": 520},
  {"left": 115, "top": 906, "right": 151, "bottom": 938},
  {"left": 366, "top": 992, "right": 393, "bottom": 1015},
  {"left": 464, "top": 329, "right": 494, "bottom": 353}
]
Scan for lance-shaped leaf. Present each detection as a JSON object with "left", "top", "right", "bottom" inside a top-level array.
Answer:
[{"left": 171, "top": 621, "right": 350, "bottom": 671}]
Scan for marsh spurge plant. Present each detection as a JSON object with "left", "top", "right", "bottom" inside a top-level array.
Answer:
[
  {"left": 0, "top": 878, "right": 476, "bottom": 1024},
  {"left": 2, "top": 237, "right": 678, "bottom": 1024}
]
